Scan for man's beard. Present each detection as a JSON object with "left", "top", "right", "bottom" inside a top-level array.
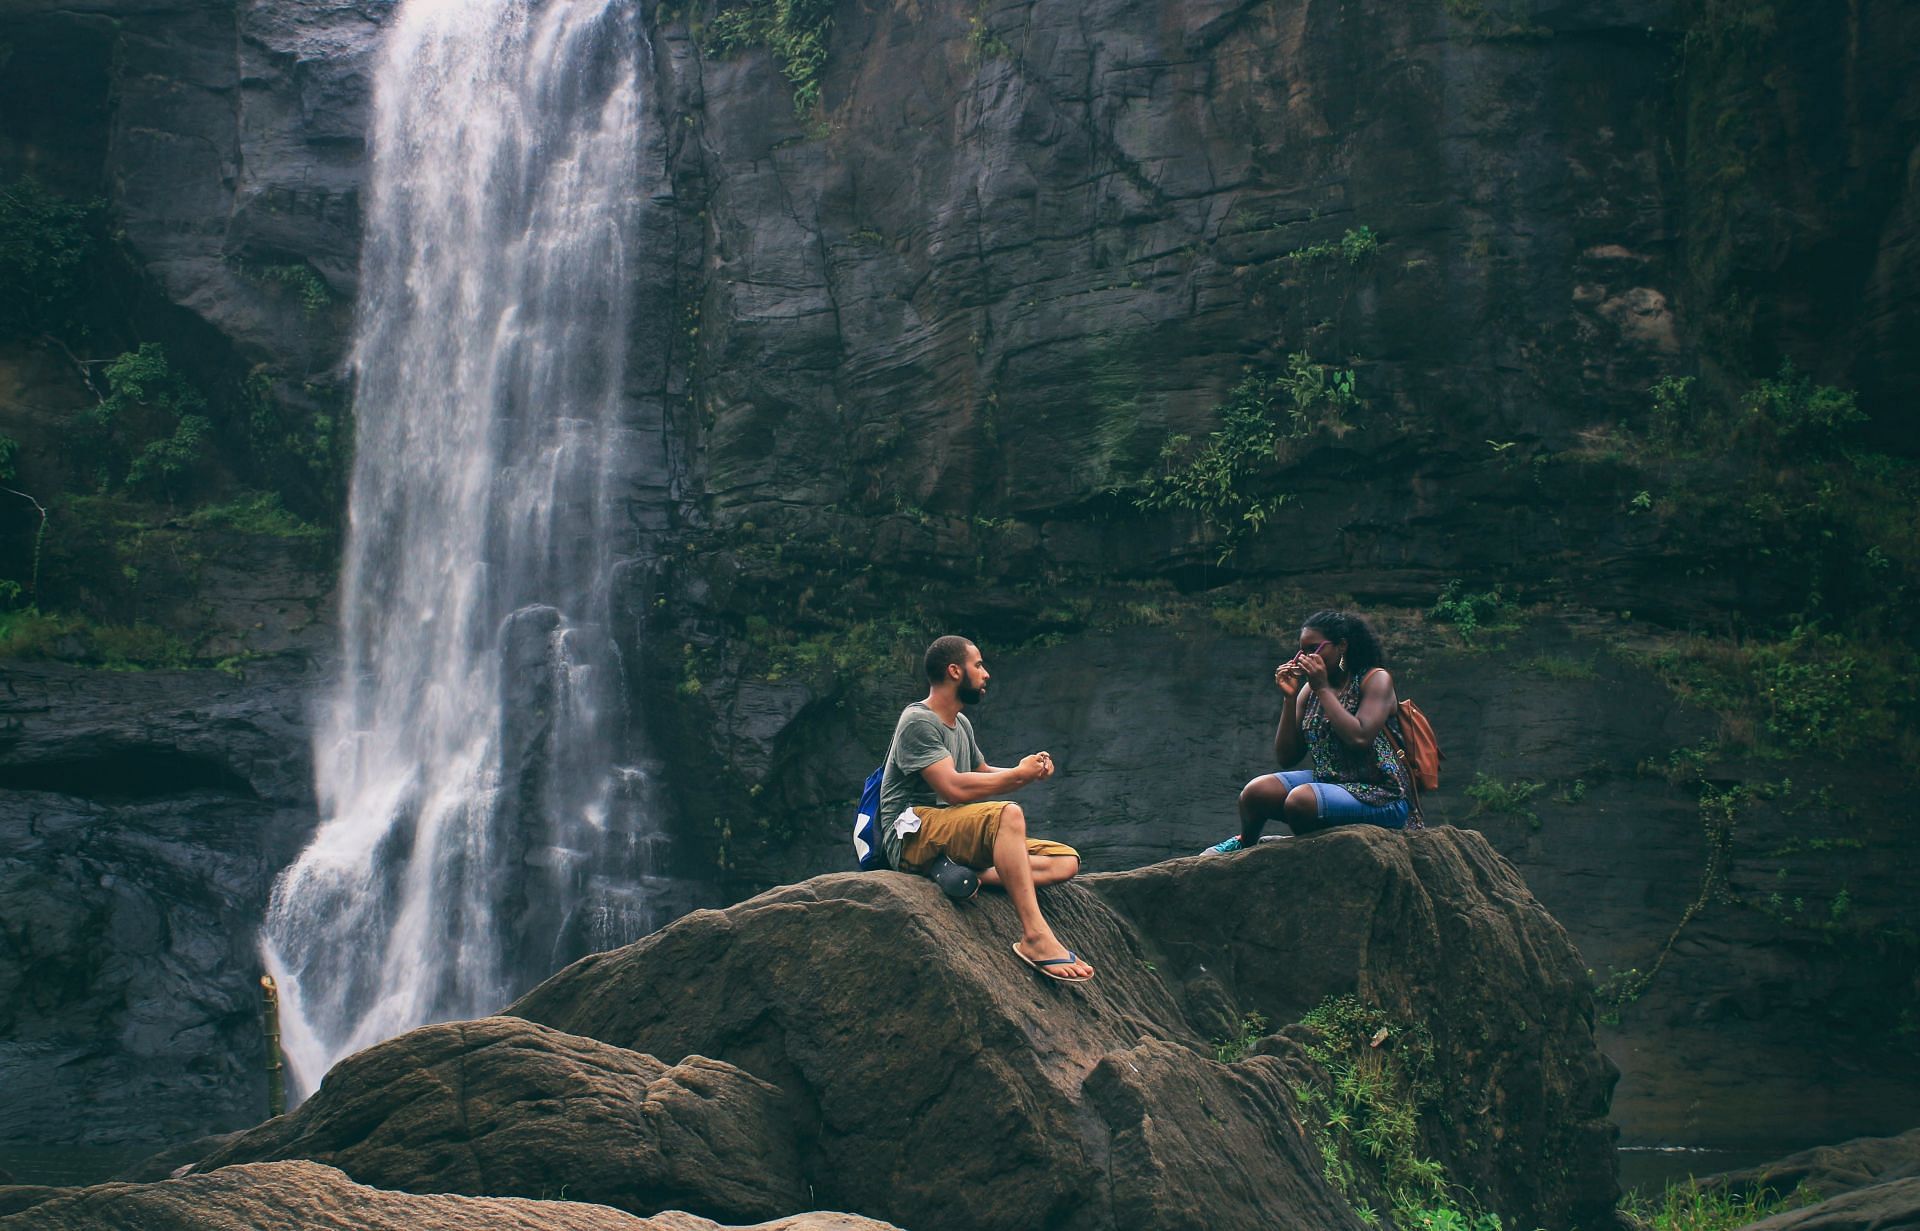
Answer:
[{"left": 958, "top": 683, "right": 986, "bottom": 706}]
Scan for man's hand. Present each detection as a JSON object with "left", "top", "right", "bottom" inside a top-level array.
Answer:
[{"left": 1019, "top": 751, "right": 1055, "bottom": 783}]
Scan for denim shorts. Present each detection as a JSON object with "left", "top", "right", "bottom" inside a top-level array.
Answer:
[{"left": 1274, "top": 770, "right": 1410, "bottom": 829}]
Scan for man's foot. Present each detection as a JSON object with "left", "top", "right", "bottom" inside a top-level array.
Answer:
[
  {"left": 1205, "top": 835, "right": 1245, "bottom": 854},
  {"left": 1012, "top": 941, "right": 1094, "bottom": 982}
]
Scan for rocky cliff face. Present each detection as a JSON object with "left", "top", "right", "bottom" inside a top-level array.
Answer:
[
  {"left": 1, "top": 0, "right": 1916, "bottom": 1171},
  {"left": 0, "top": 659, "right": 319, "bottom": 1148}
]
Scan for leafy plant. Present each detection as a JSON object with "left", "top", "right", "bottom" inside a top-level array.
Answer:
[
  {"left": 1647, "top": 374, "right": 1695, "bottom": 442},
  {"left": 1287, "top": 225, "right": 1380, "bottom": 267},
  {"left": 185, "top": 491, "right": 327, "bottom": 539},
  {"left": 1293, "top": 996, "right": 1498, "bottom": 1231},
  {"left": 1428, "top": 580, "right": 1519, "bottom": 637},
  {"left": 1523, "top": 653, "right": 1596, "bottom": 680},
  {"left": 67, "top": 343, "right": 214, "bottom": 499},
  {"left": 1214, "top": 1010, "right": 1269, "bottom": 1062},
  {"left": 1618, "top": 1179, "right": 1815, "bottom": 1231},
  {"left": 703, "top": 0, "right": 836, "bottom": 115},
  {"left": 0, "top": 176, "right": 104, "bottom": 339},
  {"left": 1744, "top": 360, "right": 1864, "bottom": 442},
  {"left": 253, "top": 263, "right": 333, "bottom": 315},
  {"left": 1464, "top": 774, "right": 1544, "bottom": 829},
  {"left": 1136, "top": 356, "right": 1360, "bottom": 560}
]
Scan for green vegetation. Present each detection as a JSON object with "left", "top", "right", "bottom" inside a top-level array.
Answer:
[
  {"left": 1428, "top": 581, "right": 1521, "bottom": 639},
  {"left": 1619, "top": 1179, "right": 1814, "bottom": 1231},
  {"left": 1289, "top": 996, "right": 1502, "bottom": 1231},
  {"left": 0, "top": 176, "right": 104, "bottom": 339},
  {"left": 184, "top": 491, "right": 326, "bottom": 538},
  {"left": 1286, "top": 225, "right": 1380, "bottom": 267},
  {"left": 1636, "top": 623, "right": 1902, "bottom": 760},
  {"left": 703, "top": 0, "right": 835, "bottom": 115},
  {"left": 1213, "top": 1010, "right": 1269, "bottom": 1062},
  {"left": 0, "top": 608, "right": 192, "bottom": 669},
  {"left": 1135, "top": 355, "right": 1360, "bottom": 560},
  {"left": 62, "top": 343, "right": 213, "bottom": 499},
  {"left": 251, "top": 263, "right": 334, "bottom": 315},
  {"left": 1464, "top": 774, "right": 1544, "bottom": 829},
  {"left": 1522, "top": 653, "right": 1597, "bottom": 680},
  {"left": 966, "top": 8, "right": 1013, "bottom": 61}
]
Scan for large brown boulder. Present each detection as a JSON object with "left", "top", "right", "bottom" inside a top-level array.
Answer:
[
  {"left": 0, "top": 1160, "right": 899, "bottom": 1231},
  {"left": 1741, "top": 1177, "right": 1920, "bottom": 1231},
  {"left": 507, "top": 825, "right": 1618, "bottom": 1231},
  {"left": 1705, "top": 1128, "right": 1920, "bottom": 1205},
  {"left": 187, "top": 1017, "right": 805, "bottom": 1224}
]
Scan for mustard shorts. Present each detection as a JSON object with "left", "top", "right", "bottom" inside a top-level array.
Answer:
[{"left": 898, "top": 800, "right": 1080, "bottom": 873}]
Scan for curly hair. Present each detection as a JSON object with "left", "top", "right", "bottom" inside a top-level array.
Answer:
[
  {"left": 1301, "top": 609, "right": 1387, "bottom": 677},
  {"left": 924, "top": 634, "right": 975, "bottom": 683}
]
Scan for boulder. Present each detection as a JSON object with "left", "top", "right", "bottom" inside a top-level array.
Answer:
[
  {"left": 1740, "top": 1176, "right": 1920, "bottom": 1231},
  {"left": 191, "top": 1017, "right": 806, "bottom": 1224},
  {"left": 1703, "top": 1127, "right": 1920, "bottom": 1203},
  {"left": 502, "top": 825, "right": 1618, "bottom": 1231},
  {"left": 0, "top": 1160, "right": 902, "bottom": 1231}
]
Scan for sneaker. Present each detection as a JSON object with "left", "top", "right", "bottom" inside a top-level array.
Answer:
[{"left": 1204, "top": 835, "right": 1245, "bottom": 854}]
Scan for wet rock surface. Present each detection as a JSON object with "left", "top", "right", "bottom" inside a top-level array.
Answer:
[
  {"left": 1741, "top": 1178, "right": 1920, "bottom": 1231},
  {"left": 0, "top": 1160, "right": 903, "bottom": 1231},
  {"left": 191, "top": 1017, "right": 809, "bottom": 1224},
  {"left": 1704, "top": 1127, "right": 1920, "bottom": 1206},
  {"left": 503, "top": 826, "right": 1617, "bottom": 1231},
  {"left": 0, "top": 658, "right": 320, "bottom": 1148}
]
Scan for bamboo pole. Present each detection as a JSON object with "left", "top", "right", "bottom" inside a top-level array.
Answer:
[{"left": 260, "top": 975, "right": 286, "bottom": 1118}]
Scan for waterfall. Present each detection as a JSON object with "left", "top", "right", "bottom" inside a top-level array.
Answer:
[{"left": 262, "top": 0, "right": 667, "bottom": 1098}]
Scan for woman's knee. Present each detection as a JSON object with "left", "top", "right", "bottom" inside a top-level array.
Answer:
[
  {"left": 1240, "top": 776, "right": 1287, "bottom": 807},
  {"left": 1283, "top": 784, "right": 1319, "bottom": 818}
]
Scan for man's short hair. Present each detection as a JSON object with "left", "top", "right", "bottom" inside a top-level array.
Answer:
[{"left": 925, "top": 635, "right": 974, "bottom": 684}]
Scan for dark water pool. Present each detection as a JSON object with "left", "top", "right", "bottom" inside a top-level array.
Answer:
[
  {"left": 1617, "top": 1145, "right": 1802, "bottom": 1197},
  {"left": 0, "top": 1145, "right": 154, "bottom": 1188}
]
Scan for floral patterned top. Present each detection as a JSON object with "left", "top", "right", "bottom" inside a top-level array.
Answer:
[{"left": 1299, "top": 672, "right": 1409, "bottom": 807}]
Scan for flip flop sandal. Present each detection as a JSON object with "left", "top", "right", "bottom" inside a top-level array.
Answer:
[{"left": 1012, "top": 942, "right": 1093, "bottom": 983}]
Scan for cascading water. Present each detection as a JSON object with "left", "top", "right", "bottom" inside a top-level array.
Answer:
[{"left": 263, "top": 0, "right": 670, "bottom": 1098}]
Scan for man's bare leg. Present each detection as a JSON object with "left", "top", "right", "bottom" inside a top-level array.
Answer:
[
  {"left": 979, "top": 852, "right": 1079, "bottom": 888},
  {"left": 994, "top": 804, "right": 1093, "bottom": 979}
]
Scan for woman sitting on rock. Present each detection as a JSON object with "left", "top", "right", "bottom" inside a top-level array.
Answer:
[{"left": 1205, "top": 609, "right": 1412, "bottom": 853}]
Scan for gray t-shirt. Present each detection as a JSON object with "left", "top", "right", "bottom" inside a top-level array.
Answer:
[{"left": 878, "top": 701, "right": 985, "bottom": 868}]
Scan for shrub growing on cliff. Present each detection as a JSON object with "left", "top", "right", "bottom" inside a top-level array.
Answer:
[
  {"left": 1291, "top": 995, "right": 1503, "bottom": 1231},
  {"left": 1286, "top": 225, "right": 1380, "bottom": 267},
  {"left": 703, "top": 0, "right": 835, "bottom": 115},
  {"left": 73, "top": 343, "right": 214, "bottom": 499},
  {"left": 1136, "top": 355, "right": 1359, "bottom": 560},
  {"left": 0, "top": 176, "right": 104, "bottom": 340}
]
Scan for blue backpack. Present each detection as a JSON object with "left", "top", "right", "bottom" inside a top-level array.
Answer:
[{"left": 852, "top": 764, "right": 887, "bottom": 871}]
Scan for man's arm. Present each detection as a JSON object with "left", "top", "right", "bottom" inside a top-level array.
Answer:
[{"left": 921, "top": 753, "right": 1052, "bottom": 804}]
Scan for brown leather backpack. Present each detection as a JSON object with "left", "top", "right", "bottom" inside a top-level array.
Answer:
[{"left": 1364, "top": 669, "right": 1443, "bottom": 792}]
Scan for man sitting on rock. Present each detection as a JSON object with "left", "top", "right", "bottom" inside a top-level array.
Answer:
[{"left": 878, "top": 635, "right": 1094, "bottom": 982}]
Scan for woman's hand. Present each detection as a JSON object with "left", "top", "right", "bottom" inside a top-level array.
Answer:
[
  {"left": 1275, "top": 658, "right": 1306, "bottom": 698},
  {"left": 1300, "top": 649, "right": 1331, "bottom": 689}
]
